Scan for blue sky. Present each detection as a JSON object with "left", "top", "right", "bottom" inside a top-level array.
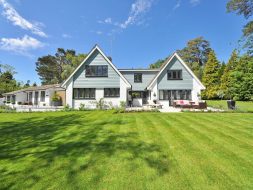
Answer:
[{"left": 0, "top": 0, "right": 246, "bottom": 84}]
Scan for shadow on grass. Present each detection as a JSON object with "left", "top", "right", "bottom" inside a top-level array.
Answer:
[{"left": 0, "top": 112, "right": 170, "bottom": 189}]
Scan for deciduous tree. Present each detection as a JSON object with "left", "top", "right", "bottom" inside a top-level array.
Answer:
[
  {"left": 177, "top": 37, "right": 212, "bottom": 79},
  {"left": 36, "top": 48, "right": 87, "bottom": 84},
  {"left": 227, "top": 0, "right": 253, "bottom": 55},
  {"left": 0, "top": 64, "right": 21, "bottom": 96}
]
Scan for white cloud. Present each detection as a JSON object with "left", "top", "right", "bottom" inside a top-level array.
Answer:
[
  {"left": 96, "top": 31, "right": 103, "bottom": 35},
  {"left": 120, "top": 0, "right": 153, "bottom": 29},
  {"left": 173, "top": 0, "right": 181, "bottom": 10},
  {"left": 190, "top": 0, "right": 201, "bottom": 6},
  {"left": 98, "top": 17, "right": 113, "bottom": 25},
  {"left": 97, "top": 0, "right": 154, "bottom": 33},
  {"left": 0, "top": 35, "right": 44, "bottom": 55},
  {"left": 62, "top": 33, "right": 72, "bottom": 38},
  {"left": 0, "top": 0, "right": 47, "bottom": 37},
  {"left": 104, "top": 17, "right": 112, "bottom": 24}
]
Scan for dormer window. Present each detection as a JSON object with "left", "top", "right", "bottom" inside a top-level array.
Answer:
[
  {"left": 134, "top": 73, "right": 142, "bottom": 83},
  {"left": 167, "top": 70, "right": 182, "bottom": 80}
]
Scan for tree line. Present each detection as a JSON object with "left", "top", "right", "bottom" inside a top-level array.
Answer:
[{"left": 0, "top": 64, "right": 39, "bottom": 97}]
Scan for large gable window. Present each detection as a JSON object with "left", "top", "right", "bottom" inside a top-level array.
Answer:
[
  {"left": 73, "top": 88, "right": 95, "bottom": 99},
  {"left": 85, "top": 65, "right": 108, "bottom": 77},
  {"left": 104, "top": 88, "right": 120, "bottom": 97},
  {"left": 134, "top": 73, "right": 142, "bottom": 83},
  {"left": 167, "top": 70, "right": 182, "bottom": 80}
]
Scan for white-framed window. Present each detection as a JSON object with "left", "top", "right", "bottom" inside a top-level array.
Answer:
[
  {"left": 73, "top": 88, "right": 95, "bottom": 99},
  {"left": 167, "top": 70, "right": 182, "bottom": 80},
  {"left": 104, "top": 88, "right": 120, "bottom": 97}
]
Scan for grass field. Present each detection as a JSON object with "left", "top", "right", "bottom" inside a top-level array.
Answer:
[
  {"left": 206, "top": 100, "right": 253, "bottom": 112},
  {"left": 0, "top": 111, "right": 253, "bottom": 190}
]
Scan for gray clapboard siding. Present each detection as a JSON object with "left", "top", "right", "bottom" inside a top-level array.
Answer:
[
  {"left": 157, "top": 57, "right": 193, "bottom": 90},
  {"left": 73, "top": 50, "right": 120, "bottom": 88},
  {"left": 120, "top": 71, "right": 158, "bottom": 91}
]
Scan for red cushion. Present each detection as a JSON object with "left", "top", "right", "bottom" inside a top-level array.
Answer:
[{"left": 179, "top": 100, "right": 184, "bottom": 104}]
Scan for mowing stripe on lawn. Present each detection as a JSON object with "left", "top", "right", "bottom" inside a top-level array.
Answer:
[
  {"left": 172, "top": 114, "right": 253, "bottom": 188},
  {"left": 140, "top": 114, "right": 194, "bottom": 189},
  {"left": 140, "top": 113, "right": 196, "bottom": 190},
  {"left": 197, "top": 114, "right": 253, "bottom": 139},
  {"left": 182, "top": 114, "right": 253, "bottom": 149},
  {"left": 181, "top": 114, "right": 253, "bottom": 161},
  {"left": 152, "top": 114, "right": 223, "bottom": 189},
  {"left": 156, "top": 114, "right": 243, "bottom": 189}
]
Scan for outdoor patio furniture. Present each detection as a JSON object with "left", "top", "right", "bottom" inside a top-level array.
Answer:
[
  {"left": 173, "top": 100, "right": 192, "bottom": 108},
  {"left": 173, "top": 100, "right": 207, "bottom": 109},
  {"left": 192, "top": 101, "right": 207, "bottom": 109}
]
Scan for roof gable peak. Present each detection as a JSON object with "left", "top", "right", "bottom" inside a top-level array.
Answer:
[{"left": 61, "top": 45, "right": 131, "bottom": 88}]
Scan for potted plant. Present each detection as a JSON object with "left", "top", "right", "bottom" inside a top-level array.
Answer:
[
  {"left": 132, "top": 92, "right": 139, "bottom": 99},
  {"left": 51, "top": 92, "right": 62, "bottom": 106}
]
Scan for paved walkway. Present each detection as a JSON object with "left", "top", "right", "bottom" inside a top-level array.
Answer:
[{"left": 160, "top": 107, "right": 182, "bottom": 113}]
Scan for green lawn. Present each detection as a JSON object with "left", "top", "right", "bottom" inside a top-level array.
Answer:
[
  {"left": 206, "top": 100, "right": 253, "bottom": 112},
  {"left": 1, "top": 111, "right": 253, "bottom": 190}
]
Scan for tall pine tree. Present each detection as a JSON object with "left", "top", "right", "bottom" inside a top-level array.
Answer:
[
  {"left": 220, "top": 50, "right": 239, "bottom": 99},
  {"left": 202, "top": 50, "right": 220, "bottom": 99},
  {"left": 229, "top": 55, "right": 253, "bottom": 100}
]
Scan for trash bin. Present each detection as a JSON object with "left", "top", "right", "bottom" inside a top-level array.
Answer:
[{"left": 227, "top": 100, "right": 236, "bottom": 110}]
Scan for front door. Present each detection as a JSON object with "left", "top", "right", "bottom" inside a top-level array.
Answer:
[{"left": 34, "top": 91, "right": 39, "bottom": 105}]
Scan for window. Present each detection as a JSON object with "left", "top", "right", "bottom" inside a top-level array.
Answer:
[
  {"left": 159, "top": 90, "right": 191, "bottom": 100},
  {"left": 104, "top": 88, "right": 120, "bottom": 97},
  {"left": 73, "top": 88, "right": 95, "bottom": 99},
  {"left": 134, "top": 73, "right": 142, "bottom": 83},
  {"left": 11, "top": 95, "right": 16, "bottom": 103},
  {"left": 7, "top": 96, "right": 10, "bottom": 102},
  {"left": 40, "top": 91, "right": 45, "bottom": 102},
  {"left": 167, "top": 70, "right": 182, "bottom": 80},
  {"left": 85, "top": 65, "right": 108, "bottom": 77},
  {"left": 27, "top": 92, "right": 33, "bottom": 102}
]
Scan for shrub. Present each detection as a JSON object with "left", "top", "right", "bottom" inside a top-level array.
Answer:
[
  {"left": 96, "top": 98, "right": 106, "bottom": 110},
  {"left": 107, "top": 101, "right": 115, "bottom": 110},
  {"left": 63, "top": 104, "right": 74, "bottom": 112},
  {"left": 79, "top": 103, "right": 86, "bottom": 111},
  {"left": 120, "top": 101, "right": 126, "bottom": 109},
  {"left": 0, "top": 105, "right": 16, "bottom": 113},
  {"left": 18, "top": 102, "right": 22, "bottom": 105}
]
